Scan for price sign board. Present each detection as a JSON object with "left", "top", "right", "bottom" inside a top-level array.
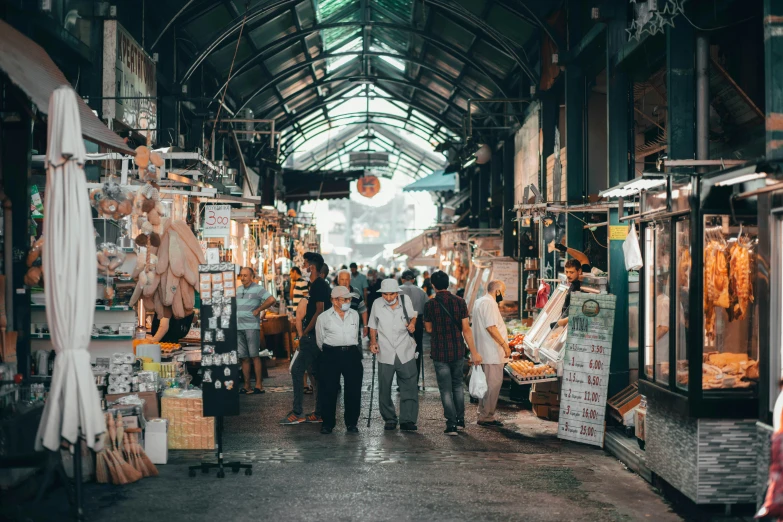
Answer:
[
  {"left": 491, "top": 260, "right": 519, "bottom": 301},
  {"left": 203, "top": 205, "right": 231, "bottom": 237},
  {"left": 557, "top": 293, "right": 616, "bottom": 447}
]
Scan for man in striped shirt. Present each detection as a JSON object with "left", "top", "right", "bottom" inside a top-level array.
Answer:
[
  {"left": 237, "top": 267, "right": 276, "bottom": 395},
  {"left": 289, "top": 266, "right": 309, "bottom": 306}
]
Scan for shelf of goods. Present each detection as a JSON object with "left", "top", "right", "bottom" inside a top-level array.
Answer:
[
  {"left": 522, "top": 283, "right": 571, "bottom": 373},
  {"left": 504, "top": 359, "right": 558, "bottom": 385}
]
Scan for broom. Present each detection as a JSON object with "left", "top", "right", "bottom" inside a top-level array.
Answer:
[
  {"left": 114, "top": 412, "right": 142, "bottom": 483},
  {"left": 108, "top": 413, "right": 141, "bottom": 483},
  {"left": 95, "top": 432, "right": 110, "bottom": 484},
  {"left": 102, "top": 416, "right": 127, "bottom": 485},
  {"left": 122, "top": 432, "right": 140, "bottom": 475},
  {"left": 130, "top": 431, "right": 158, "bottom": 477}
]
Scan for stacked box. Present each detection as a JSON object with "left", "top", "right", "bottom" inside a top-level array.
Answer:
[
  {"left": 161, "top": 396, "right": 215, "bottom": 449},
  {"left": 530, "top": 381, "right": 561, "bottom": 421}
]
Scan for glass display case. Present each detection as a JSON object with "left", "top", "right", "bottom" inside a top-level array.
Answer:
[
  {"left": 523, "top": 283, "right": 569, "bottom": 369},
  {"left": 638, "top": 164, "right": 763, "bottom": 418}
]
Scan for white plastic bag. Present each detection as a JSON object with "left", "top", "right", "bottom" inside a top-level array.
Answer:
[
  {"left": 623, "top": 222, "right": 644, "bottom": 271},
  {"left": 469, "top": 365, "right": 488, "bottom": 399}
]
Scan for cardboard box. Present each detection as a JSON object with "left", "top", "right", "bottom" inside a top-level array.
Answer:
[
  {"left": 145, "top": 419, "right": 168, "bottom": 464},
  {"left": 532, "top": 404, "right": 550, "bottom": 419},
  {"left": 530, "top": 391, "right": 550, "bottom": 404},
  {"left": 548, "top": 407, "right": 560, "bottom": 422},
  {"left": 105, "top": 391, "right": 160, "bottom": 419},
  {"left": 532, "top": 381, "right": 559, "bottom": 393},
  {"left": 548, "top": 392, "right": 560, "bottom": 405}
]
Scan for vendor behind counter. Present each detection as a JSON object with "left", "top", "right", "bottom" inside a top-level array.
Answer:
[{"left": 151, "top": 313, "right": 194, "bottom": 344}]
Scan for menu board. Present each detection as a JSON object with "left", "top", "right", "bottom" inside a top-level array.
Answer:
[
  {"left": 557, "top": 293, "right": 616, "bottom": 447},
  {"left": 491, "top": 260, "right": 519, "bottom": 301}
]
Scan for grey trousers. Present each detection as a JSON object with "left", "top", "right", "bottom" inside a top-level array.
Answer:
[
  {"left": 378, "top": 355, "right": 419, "bottom": 425},
  {"left": 477, "top": 363, "right": 504, "bottom": 422}
]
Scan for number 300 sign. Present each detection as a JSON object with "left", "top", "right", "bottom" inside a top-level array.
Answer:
[{"left": 203, "top": 204, "right": 231, "bottom": 237}]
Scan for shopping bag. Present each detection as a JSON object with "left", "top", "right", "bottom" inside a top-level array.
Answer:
[
  {"left": 623, "top": 222, "right": 644, "bottom": 271},
  {"left": 469, "top": 365, "right": 488, "bottom": 399}
]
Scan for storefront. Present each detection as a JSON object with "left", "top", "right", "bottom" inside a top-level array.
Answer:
[{"left": 633, "top": 163, "right": 767, "bottom": 506}]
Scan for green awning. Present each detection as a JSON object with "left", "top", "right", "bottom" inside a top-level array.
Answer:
[{"left": 402, "top": 170, "right": 455, "bottom": 192}]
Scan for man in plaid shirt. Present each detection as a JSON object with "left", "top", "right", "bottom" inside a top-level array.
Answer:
[{"left": 423, "top": 271, "right": 482, "bottom": 436}]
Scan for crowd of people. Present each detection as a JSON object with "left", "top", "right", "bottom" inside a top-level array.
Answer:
[{"left": 231, "top": 252, "right": 513, "bottom": 436}]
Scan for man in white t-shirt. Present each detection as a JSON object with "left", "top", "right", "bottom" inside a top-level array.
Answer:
[{"left": 471, "top": 280, "right": 511, "bottom": 427}]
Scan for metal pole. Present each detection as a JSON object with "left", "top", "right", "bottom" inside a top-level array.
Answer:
[
  {"left": 73, "top": 439, "right": 83, "bottom": 521},
  {"left": 696, "top": 33, "right": 710, "bottom": 174}
]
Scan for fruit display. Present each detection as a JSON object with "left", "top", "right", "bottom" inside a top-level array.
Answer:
[
  {"left": 159, "top": 343, "right": 181, "bottom": 354},
  {"left": 505, "top": 319, "right": 529, "bottom": 336},
  {"left": 506, "top": 359, "right": 556, "bottom": 380},
  {"left": 508, "top": 334, "right": 525, "bottom": 349}
]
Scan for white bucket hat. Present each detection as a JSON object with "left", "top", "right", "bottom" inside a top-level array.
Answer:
[
  {"left": 331, "top": 286, "right": 358, "bottom": 299},
  {"left": 377, "top": 279, "right": 401, "bottom": 293}
]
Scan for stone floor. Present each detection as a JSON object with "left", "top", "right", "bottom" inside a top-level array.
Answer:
[{"left": 7, "top": 343, "right": 685, "bottom": 522}]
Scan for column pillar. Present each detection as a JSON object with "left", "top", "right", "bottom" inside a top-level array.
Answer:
[
  {"left": 606, "top": 0, "right": 631, "bottom": 395},
  {"left": 565, "top": 0, "right": 585, "bottom": 251}
]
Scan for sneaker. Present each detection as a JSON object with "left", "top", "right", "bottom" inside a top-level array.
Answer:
[
  {"left": 444, "top": 426, "right": 458, "bottom": 436},
  {"left": 456, "top": 419, "right": 465, "bottom": 431},
  {"left": 346, "top": 425, "right": 359, "bottom": 433},
  {"left": 477, "top": 420, "right": 504, "bottom": 427},
  {"left": 320, "top": 426, "right": 333, "bottom": 435},
  {"left": 400, "top": 422, "right": 418, "bottom": 431},
  {"left": 279, "top": 411, "right": 305, "bottom": 425},
  {"left": 304, "top": 412, "right": 323, "bottom": 423},
  {"left": 258, "top": 349, "right": 273, "bottom": 358},
  {"left": 384, "top": 421, "right": 397, "bottom": 431}
]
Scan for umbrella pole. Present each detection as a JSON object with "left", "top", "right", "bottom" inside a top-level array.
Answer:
[{"left": 73, "top": 439, "right": 84, "bottom": 521}]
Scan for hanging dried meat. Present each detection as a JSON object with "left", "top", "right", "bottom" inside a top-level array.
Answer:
[
  {"left": 728, "top": 239, "right": 754, "bottom": 321},
  {"left": 703, "top": 240, "right": 730, "bottom": 339}
]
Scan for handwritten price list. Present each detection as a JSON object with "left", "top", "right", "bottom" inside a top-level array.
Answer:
[
  {"left": 557, "top": 293, "right": 616, "bottom": 448},
  {"left": 202, "top": 204, "right": 231, "bottom": 238}
]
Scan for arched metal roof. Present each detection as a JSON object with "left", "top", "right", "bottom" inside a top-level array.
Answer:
[{"left": 158, "top": 0, "right": 558, "bottom": 177}]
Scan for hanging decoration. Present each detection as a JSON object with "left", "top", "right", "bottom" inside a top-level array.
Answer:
[
  {"left": 356, "top": 175, "right": 381, "bottom": 198},
  {"left": 626, "top": 0, "right": 687, "bottom": 42}
]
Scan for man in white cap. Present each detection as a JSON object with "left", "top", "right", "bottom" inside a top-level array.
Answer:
[
  {"left": 315, "top": 286, "right": 363, "bottom": 434},
  {"left": 368, "top": 278, "right": 419, "bottom": 431}
]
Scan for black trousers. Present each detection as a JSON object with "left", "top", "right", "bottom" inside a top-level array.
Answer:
[
  {"left": 413, "top": 320, "right": 424, "bottom": 378},
  {"left": 319, "top": 346, "right": 363, "bottom": 429}
]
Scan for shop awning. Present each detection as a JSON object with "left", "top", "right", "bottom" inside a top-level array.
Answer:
[
  {"left": 0, "top": 19, "right": 133, "bottom": 154},
  {"left": 394, "top": 232, "right": 428, "bottom": 258},
  {"left": 402, "top": 170, "right": 456, "bottom": 192}
]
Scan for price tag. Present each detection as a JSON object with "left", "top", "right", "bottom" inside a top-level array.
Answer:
[
  {"left": 491, "top": 261, "right": 519, "bottom": 301},
  {"left": 202, "top": 204, "right": 231, "bottom": 238},
  {"left": 557, "top": 293, "right": 616, "bottom": 448},
  {"left": 609, "top": 225, "right": 627, "bottom": 241}
]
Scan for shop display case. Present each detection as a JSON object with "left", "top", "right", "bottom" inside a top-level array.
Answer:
[
  {"left": 522, "top": 283, "right": 569, "bottom": 370},
  {"left": 637, "top": 167, "right": 763, "bottom": 419}
]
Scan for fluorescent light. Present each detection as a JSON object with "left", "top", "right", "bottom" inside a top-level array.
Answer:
[
  {"left": 463, "top": 158, "right": 476, "bottom": 168},
  {"left": 715, "top": 172, "right": 767, "bottom": 186}
]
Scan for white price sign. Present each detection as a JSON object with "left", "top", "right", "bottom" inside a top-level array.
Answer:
[
  {"left": 557, "top": 293, "right": 616, "bottom": 448},
  {"left": 202, "top": 205, "right": 231, "bottom": 237},
  {"left": 491, "top": 261, "right": 519, "bottom": 301}
]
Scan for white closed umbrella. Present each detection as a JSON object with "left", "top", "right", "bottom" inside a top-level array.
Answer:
[{"left": 35, "top": 86, "right": 105, "bottom": 452}]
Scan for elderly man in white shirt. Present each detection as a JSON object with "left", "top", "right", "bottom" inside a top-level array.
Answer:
[
  {"left": 368, "top": 279, "right": 419, "bottom": 431},
  {"left": 315, "top": 286, "right": 363, "bottom": 434},
  {"left": 472, "top": 280, "right": 511, "bottom": 427}
]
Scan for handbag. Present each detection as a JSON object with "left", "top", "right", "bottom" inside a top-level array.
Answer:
[{"left": 623, "top": 222, "right": 644, "bottom": 271}]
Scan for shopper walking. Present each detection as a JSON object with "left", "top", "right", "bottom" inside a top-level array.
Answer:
[
  {"left": 472, "top": 280, "right": 511, "bottom": 427},
  {"left": 350, "top": 262, "right": 369, "bottom": 302},
  {"left": 281, "top": 253, "right": 330, "bottom": 425},
  {"left": 366, "top": 269, "right": 382, "bottom": 314},
  {"left": 421, "top": 270, "right": 434, "bottom": 297},
  {"left": 315, "top": 286, "right": 363, "bottom": 434},
  {"left": 337, "top": 269, "right": 369, "bottom": 341},
  {"left": 400, "top": 270, "right": 428, "bottom": 381},
  {"left": 237, "top": 267, "right": 276, "bottom": 395},
  {"left": 423, "top": 271, "right": 482, "bottom": 435},
  {"left": 368, "top": 279, "right": 419, "bottom": 431}
]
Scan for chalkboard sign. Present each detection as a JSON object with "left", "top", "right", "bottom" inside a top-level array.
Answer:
[{"left": 199, "top": 263, "right": 240, "bottom": 417}]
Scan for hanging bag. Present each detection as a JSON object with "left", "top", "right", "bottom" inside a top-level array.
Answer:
[
  {"left": 468, "top": 365, "right": 488, "bottom": 399},
  {"left": 623, "top": 222, "right": 644, "bottom": 271}
]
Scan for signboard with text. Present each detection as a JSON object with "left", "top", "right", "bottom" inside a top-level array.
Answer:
[
  {"left": 491, "top": 260, "right": 519, "bottom": 301},
  {"left": 202, "top": 205, "right": 231, "bottom": 238},
  {"left": 557, "top": 293, "right": 616, "bottom": 448},
  {"left": 102, "top": 20, "right": 157, "bottom": 141}
]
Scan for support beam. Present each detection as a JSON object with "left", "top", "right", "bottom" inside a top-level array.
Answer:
[
  {"left": 540, "top": 89, "right": 558, "bottom": 199},
  {"left": 765, "top": 0, "right": 783, "bottom": 159},
  {"left": 565, "top": 0, "right": 585, "bottom": 251},
  {"left": 606, "top": 0, "right": 631, "bottom": 395},
  {"left": 502, "top": 139, "right": 516, "bottom": 257}
]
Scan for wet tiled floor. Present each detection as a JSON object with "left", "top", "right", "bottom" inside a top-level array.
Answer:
[{"left": 8, "top": 340, "right": 684, "bottom": 522}]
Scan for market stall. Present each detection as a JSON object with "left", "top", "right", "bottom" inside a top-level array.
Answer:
[{"left": 629, "top": 163, "right": 766, "bottom": 506}]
